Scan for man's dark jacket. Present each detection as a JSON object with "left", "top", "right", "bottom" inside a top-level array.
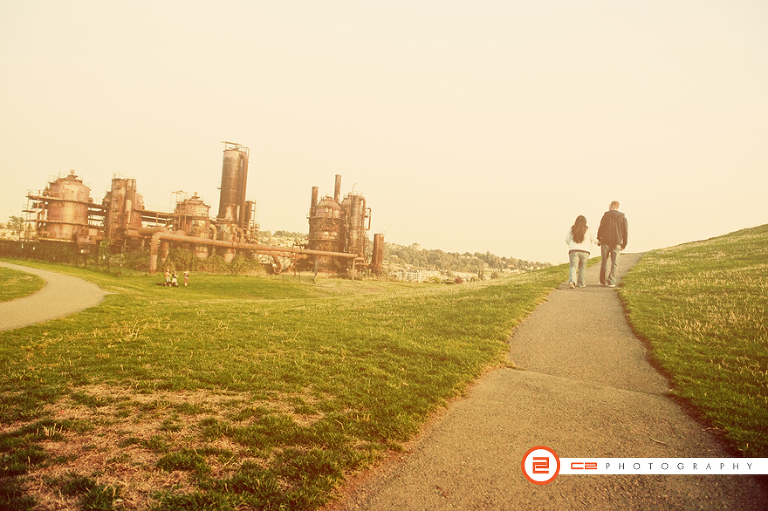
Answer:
[{"left": 597, "top": 210, "right": 628, "bottom": 250}]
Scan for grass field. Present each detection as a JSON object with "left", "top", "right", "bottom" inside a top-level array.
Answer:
[
  {"left": 0, "top": 261, "right": 566, "bottom": 511},
  {"left": 4, "top": 224, "right": 765, "bottom": 510},
  {"left": 0, "top": 266, "right": 45, "bottom": 302},
  {"left": 620, "top": 224, "right": 768, "bottom": 457}
]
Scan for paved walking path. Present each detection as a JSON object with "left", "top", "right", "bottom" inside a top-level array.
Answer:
[
  {"left": 0, "top": 261, "right": 108, "bottom": 331},
  {"left": 331, "top": 254, "right": 767, "bottom": 510}
]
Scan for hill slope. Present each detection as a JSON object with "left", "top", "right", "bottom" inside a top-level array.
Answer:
[{"left": 620, "top": 224, "right": 768, "bottom": 457}]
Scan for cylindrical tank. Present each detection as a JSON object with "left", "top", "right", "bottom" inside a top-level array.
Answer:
[
  {"left": 215, "top": 219, "right": 241, "bottom": 262},
  {"left": 194, "top": 245, "right": 210, "bottom": 260},
  {"left": 174, "top": 194, "right": 210, "bottom": 238},
  {"left": 42, "top": 170, "right": 92, "bottom": 241},
  {"left": 308, "top": 195, "right": 345, "bottom": 270},
  {"left": 371, "top": 233, "right": 385, "bottom": 275},
  {"left": 243, "top": 201, "right": 254, "bottom": 232},
  {"left": 104, "top": 178, "right": 144, "bottom": 239},
  {"left": 344, "top": 193, "right": 366, "bottom": 257},
  {"left": 221, "top": 247, "right": 236, "bottom": 263},
  {"left": 217, "top": 145, "right": 249, "bottom": 225}
]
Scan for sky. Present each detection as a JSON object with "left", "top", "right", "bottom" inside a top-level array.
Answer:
[{"left": 1, "top": 0, "right": 766, "bottom": 265}]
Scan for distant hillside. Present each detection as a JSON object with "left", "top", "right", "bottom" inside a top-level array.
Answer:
[
  {"left": 258, "top": 230, "right": 551, "bottom": 273},
  {"left": 383, "top": 242, "right": 551, "bottom": 273}
]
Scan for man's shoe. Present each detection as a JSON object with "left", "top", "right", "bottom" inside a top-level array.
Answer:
[
  {"left": 608, "top": 284, "right": 616, "bottom": 288},
  {"left": 569, "top": 282, "right": 576, "bottom": 289}
]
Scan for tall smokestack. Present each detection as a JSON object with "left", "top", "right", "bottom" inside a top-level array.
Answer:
[
  {"left": 310, "top": 186, "right": 319, "bottom": 216},
  {"left": 334, "top": 174, "right": 342, "bottom": 204}
]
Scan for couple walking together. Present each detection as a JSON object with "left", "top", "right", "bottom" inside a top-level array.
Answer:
[{"left": 566, "top": 201, "right": 628, "bottom": 289}]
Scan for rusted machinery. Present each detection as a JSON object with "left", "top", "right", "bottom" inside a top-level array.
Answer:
[
  {"left": 217, "top": 143, "right": 253, "bottom": 232},
  {"left": 215, "top": 143, "right": 257, "bottom": 262},
  {"left": 305, "top": 174, "right": 378, "bottom": 274},
  {"left": 103, "top": 177, "right": 144, "bottom": 240},
  {"left": 172, "top": 193, "right": 212, "bottom": 259},
  {"left": 25, "top": 170, "right": 103, "bottom": 245},
  {"left": 24, "top": 142, "right": 385, "bottom": 277}
]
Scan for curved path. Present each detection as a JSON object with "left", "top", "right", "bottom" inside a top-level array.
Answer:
[
  {"left": 330, "top": 254, "right": 767, "bottom": 510},
  {"left": 0, "top": 261, "right": 108, "bottom": 331}
]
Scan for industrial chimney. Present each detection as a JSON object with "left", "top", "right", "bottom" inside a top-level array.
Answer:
[{"left": 217, "top": 141, "right": 249, "bottom": 227}]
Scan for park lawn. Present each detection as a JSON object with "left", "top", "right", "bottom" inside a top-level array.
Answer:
[
  {"left": 0, "top": 265, "right": 45, "bottom": 302},
  {"left": 620, "top": 224, "right": 768, "bottom": 457},
  {"left": 0, "top": 262, "right": 566, "bottom": 511}
]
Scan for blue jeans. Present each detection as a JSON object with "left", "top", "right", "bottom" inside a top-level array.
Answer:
[
  {"left": 569, "top": 251, "right": 589, "bottom": 287},
  {"left": 600, "top": 244, "right": 621, "bottom": 285}
]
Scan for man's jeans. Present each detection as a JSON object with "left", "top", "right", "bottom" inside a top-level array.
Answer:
[
  {"left": 600, "top": 244, "right": 621, "bottom": 285},
  {"left": 569, "top": 251, "right": 589, "bottom": 287}
]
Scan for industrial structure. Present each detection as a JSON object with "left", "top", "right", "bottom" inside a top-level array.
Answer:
[{"left": 23, "top": 142, "right": 384, "bottom": 277}]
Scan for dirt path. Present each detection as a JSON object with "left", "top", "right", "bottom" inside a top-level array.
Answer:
[
  {"left": 329, "top": 253, "right": 767, "bottom": 510},
  {"left": 0, "top": 261, "right": 108, "bottom": 331}
]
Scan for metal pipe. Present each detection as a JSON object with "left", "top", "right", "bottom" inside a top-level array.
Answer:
[
  {"left": 149, "top": 233, "right": 161, "bottom": 273},
  {"left": 148, "top": 231, "right": 359, "bottom": 273},
  {"left": 26, "top": 194, "right": 93, "bottom": 205},
  {"left": 138, "top": 226, "right": 169, "bottom": 237}
]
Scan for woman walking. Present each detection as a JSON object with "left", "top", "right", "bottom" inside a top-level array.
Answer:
[{"left": 566, "top": 215, "right": 598, "bottom": 289}]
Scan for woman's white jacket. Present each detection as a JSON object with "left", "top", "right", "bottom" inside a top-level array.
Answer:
[{"left": 566, "top": 226, "right": 598, "bottom": 254}]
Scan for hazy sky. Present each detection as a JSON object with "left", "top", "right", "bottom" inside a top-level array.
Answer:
[{"left": 2, "top": 1, "right": 766, "bottom": 265}]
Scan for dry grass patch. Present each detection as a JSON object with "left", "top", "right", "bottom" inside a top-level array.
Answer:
[{"left": 14, "top": 384, "right": 318, "bottom": 510}]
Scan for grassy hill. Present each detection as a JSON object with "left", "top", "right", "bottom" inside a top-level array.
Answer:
[
  {"left": 2, "top": 223, "right": 766, "bottom": 509},
  {"left": 0, "top": 262, "right": 567, "bottom": 510},
  {"left": 621, "top": 224, "right": 768, "bottom": 457}
]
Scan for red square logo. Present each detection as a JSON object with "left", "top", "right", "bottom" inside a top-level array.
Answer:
[{"left": 532, "top": 457, "right": 550, "bottom": 474}]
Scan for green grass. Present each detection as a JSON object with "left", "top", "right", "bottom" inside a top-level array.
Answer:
[
  {"left": 620, "top": 224, "right": 768, "bottom": 457},
  {"left": 0, "top": 266, "right": 45, "bottom": 302},
  {"left": 0, "top": 260, "right": 566, "bottom": 510}
]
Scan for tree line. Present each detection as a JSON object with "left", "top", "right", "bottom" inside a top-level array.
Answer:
[
  {"left": 384, "top": 243, "right": 550, "bottom": 274},
  {"left": 2, "top": 216, "right": 25, "bottom": 235},
  {"left": 258, "top": 230, "right": 550, "bottom": 273}
]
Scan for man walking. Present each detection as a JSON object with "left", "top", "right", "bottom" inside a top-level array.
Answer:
[{"left": 597, "top": 201, "right": 628, "bottom": 287}]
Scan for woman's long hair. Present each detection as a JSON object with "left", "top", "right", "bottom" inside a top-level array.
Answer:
[{"left": 571, "top": 215, "right": 587, "bottom": 244}]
